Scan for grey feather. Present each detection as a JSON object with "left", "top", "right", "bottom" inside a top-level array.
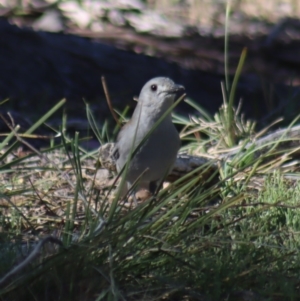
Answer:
[{"left": 115, "top": 77, "right": 184, "bottom": 193}]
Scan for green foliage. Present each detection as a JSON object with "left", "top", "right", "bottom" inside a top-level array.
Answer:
[
  {"left": 0, "top": 97, "right": 300, "bottom": 300},
  {"left": 0, "top": 19, "right": 300, "bottom": 300}
]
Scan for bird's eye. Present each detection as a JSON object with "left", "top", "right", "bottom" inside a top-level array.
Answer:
[{"left": 150, "top": 84, "right": 157, "bottom": 91}]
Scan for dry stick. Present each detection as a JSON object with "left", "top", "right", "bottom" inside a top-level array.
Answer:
[
  {"left": 0, "top": 133, "right": 50, "bottom": 139},
  {"left": 101, "top": 76, "right": 122, "bottom": 128},
  {"left": 0, "top": 236, "right": 63, "bottom": 287},
  {"left": 0, "top": 114, "right": 105, "bottom": 226},
  {"left": 7, "top": 112, "right": 16, "bottom": 127},
  {"left": 222, "top": 123, "right": 300, "bottom": 159}
]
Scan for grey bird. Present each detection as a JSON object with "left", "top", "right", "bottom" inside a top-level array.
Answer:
[{"left": 112, "top": 77, "right": 185, "bottom": 197}]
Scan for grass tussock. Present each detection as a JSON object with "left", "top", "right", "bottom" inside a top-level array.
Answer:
[{"left": 0, "top": 88, "right": 299, "bottom": 301}]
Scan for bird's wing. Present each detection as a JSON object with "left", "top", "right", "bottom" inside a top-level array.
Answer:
[{"left": 111, "top": 144, "right": 120, "bottom": 161}]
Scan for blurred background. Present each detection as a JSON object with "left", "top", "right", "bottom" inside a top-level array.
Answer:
[{"left": 0, "top": 0, "right": 300, "bottom": 143}]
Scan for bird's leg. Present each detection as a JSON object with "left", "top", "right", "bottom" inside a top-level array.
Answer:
[
  {"left": 149, "top": 181, "right": 158, "bottom": 195},
  {"left": 127, "top": 182, "right": 138, "bottom": 206},
  {"left": 132, "top": 193, "right": 138, "bottom": 206}
]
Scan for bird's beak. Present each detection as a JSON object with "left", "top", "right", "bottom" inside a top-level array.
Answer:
[{"left": 168, "top": 84, "right": 185, "bottom": 94}]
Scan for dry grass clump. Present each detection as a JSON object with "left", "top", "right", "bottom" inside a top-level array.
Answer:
[{"left": 0, "top": 90, "right": 300, "bottom": 300}]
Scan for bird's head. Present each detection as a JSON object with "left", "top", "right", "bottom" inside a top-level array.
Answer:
[{"left": 137, "top": 77, "right": 185, "bottom": 113}]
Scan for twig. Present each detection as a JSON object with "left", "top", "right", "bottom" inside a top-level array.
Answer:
[
  {"left": 0, "top": 113, "right": 105, "bottom": 221},
  {"left": 101, "top": 76, "right": 122, "bottom": 128}
]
